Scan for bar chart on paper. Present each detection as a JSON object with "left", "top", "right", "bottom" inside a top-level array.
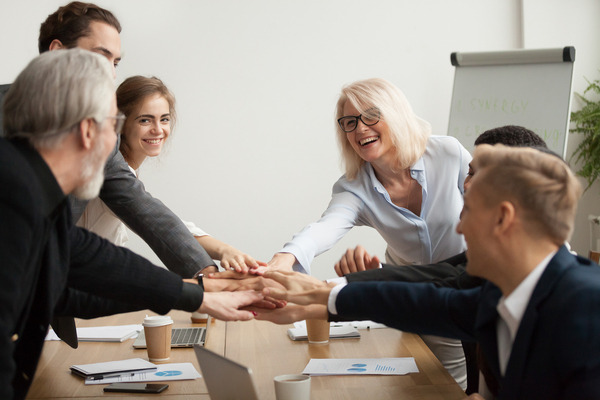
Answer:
[
  {"left": 302, "top": 358, "right": 418, "bottom": 376},
  {"left": 374, "top": 364, "right": 396, "bottom": 373}
]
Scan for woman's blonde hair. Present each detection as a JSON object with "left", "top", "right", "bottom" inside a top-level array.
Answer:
[{"left": 335, "top": 78, "right": 431, "bottom": 180}]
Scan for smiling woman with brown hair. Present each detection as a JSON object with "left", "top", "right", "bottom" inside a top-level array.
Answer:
[{"left": 77, "top": 75, "right": 261, "bottom": 272}]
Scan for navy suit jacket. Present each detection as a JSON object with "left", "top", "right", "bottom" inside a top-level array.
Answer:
[{"left": 335, "top": 246, "right": 600, "bottom": 399}]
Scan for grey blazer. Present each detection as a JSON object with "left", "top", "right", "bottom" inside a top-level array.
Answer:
[
  {"left": 1, "top": 83, "right": 214, "bottom": 278},
  {"left": 70, "top": 136, "right": 215, "bottom": 278}
]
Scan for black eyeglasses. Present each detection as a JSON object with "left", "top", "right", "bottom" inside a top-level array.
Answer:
[
  {"left": 103, "top": 112, "right": 126, "bottom": 135},
  {"left": 337, "top": 108, "right": 380, "bottom": 133}
]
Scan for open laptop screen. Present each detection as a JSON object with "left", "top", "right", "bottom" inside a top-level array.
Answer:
[{"left": 194, "top": 345, "right": 260, "bottom": 400}]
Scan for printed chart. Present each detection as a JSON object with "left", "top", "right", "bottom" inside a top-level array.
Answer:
[
  {"left": 302, "top": 358, "right": 418, "bottom": 376},
  {"left": 86, "top": 363, "right": 200, "bottom": 384}
]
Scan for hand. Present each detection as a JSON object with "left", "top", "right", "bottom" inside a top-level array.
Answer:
[
  {"left": 250, "top": 295, "right": 287, "bottom": 310},
  {"left": 207, "top": 269, "right": 256, "bottom": 280},
  {"left": 201, "top": 273, "right": 286, "bottom": 308},
  {"left": 199, "top": 270, "right": 255, "bottom": 292},
  {"left": 221, "top": 276, "right": 288, "bottom": 309},
  {"left": 222, "top": 275, "right": 285, "bottom": 293},
  {"left": 264, "top": 270, "right": 325, "bottom": 292},
  {"left": 250, "top": 252, "right": 296, "bottom": 275},
  {"left": 195, "top": 236, "right": 265, "bottom": 273},
  {"left": 198, "top": 290, "right": 264, "bottom": 321},
  {"left": 248, "top": 304, "right": 328, "bottom": 325},
  {"left": 220, "top": 247, "right": 266, "bottom": 273},
  {"left": 199, "top": 265, "right": 219, "bottom": 275},
  {"left": 334, "top": 245, "right": 380, "bottom": 277},
  {"left": 261, "top": 270, "right": 335, "bottom": 306}
]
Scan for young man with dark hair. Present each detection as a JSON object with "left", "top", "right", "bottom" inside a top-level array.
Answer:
[
  {"left": 38, "top": 1, "right": 122, "bottom": 55},
  {"left": 473, "top": 125, "right": 547, "bottom": 148}
]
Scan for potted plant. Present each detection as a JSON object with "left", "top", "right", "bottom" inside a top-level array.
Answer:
[
  {"left": 570, "top": 75, "right": 600, "bottom": 192},
  {"left": 570, "top": 75, "right": 600, "bottom": 260}
]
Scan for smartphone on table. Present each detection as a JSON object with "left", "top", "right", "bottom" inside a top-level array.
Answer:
[{"left": 103, "top": 383, "right": 169, "bottom": 393}]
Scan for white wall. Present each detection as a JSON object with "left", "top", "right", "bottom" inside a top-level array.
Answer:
[{"left": 6, "top": 1, "right": 596, "bottom": 279}]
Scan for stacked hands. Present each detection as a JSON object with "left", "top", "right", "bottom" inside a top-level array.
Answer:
[{"left": 201, "top": 245, "right": 380, "bottom": 324}]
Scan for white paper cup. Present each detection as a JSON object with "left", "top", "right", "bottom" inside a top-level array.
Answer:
[
  {"left": 142, "top": 316, "right": 173, "bottom": 362},
  {"left": 274, "top": 374, "right": 311, "bottom": 400}
]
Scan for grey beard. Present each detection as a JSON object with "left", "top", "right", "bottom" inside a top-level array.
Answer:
[{"left": 72, "top": 138, "right": 107, "bottom": 200}]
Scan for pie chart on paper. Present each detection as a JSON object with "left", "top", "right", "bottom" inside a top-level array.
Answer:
[{"left": 155, "top": 370, "right": 183, "bottom": 377}]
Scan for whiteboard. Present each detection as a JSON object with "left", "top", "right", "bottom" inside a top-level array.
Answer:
[{"left": 448, "top": 47, "right": 575, "bottom": 158}]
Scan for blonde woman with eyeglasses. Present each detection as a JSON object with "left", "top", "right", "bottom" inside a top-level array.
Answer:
[{"left": 262, "top": 78, "right": 471, "bottom": 389}]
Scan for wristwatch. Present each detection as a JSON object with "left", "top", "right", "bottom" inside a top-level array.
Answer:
[{"left": 193, "top": 271, "right": 205, "bottom": 290}]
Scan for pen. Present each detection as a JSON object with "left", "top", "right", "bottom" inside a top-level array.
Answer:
[{"left": 89, "top": 372, "right": 135, "bottom": 380}]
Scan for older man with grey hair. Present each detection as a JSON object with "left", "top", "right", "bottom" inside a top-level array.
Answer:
[{"left": 0, "top": 48, "right": 263, "bottom": 400}]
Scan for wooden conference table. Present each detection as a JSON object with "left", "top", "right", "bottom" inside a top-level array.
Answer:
[{"left": 26, "top": 310, "right": 465, "bottom": 400}]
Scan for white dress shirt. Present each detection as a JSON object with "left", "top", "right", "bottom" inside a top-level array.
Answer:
[
  {"left": 281, "top": 135, "right": 471, "bottom": 274},
  {"left": 76, "top": 166, "right": 209, "bottom": 246},
  {"left": 496, "top": 250, "right": 557, "bottom": 375}
]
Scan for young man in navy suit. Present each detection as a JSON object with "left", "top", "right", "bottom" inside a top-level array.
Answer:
[{"left": 256, "top": 145, "right": 600, "bottom": 399}]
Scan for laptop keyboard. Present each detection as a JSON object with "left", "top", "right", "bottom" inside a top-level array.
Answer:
[{"left": 172, "top": 328, "right": 205, "bottom": 345}]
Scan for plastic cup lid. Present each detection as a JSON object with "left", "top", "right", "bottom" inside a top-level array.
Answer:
[{"left": 143, "top": 315, "right": 174, "bottom": 327}]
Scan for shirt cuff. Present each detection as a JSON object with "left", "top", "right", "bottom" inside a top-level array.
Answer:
[
  {"left": 174, "top": 282, "right": 204, "bottom": 312},
  {"left": 328, "top": 283, "right": 347, "bottom": 315},
  {"left": 326, "top": 276, "right": 348, "bottom": 285}
]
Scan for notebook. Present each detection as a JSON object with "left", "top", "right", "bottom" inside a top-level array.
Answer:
[
  {"left": 133, "top": 318, "right": 210, "bottom": 348},
  {"left": 70, "top": 358, "right": 157, "bottom": 380},
  {"left": 194, "top": 345, "right": 260, "bottom": 400}
]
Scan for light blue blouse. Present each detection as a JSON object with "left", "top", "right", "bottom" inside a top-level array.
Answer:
[{"left": 281, "top": 135, "right": 471, "bottom": 275}]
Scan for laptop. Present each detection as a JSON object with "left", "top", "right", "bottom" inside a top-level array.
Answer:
[
  {"left": 194, "top": 345, "right": 260, "bottom": 400},
  {"left": 133, "top": 318, "right": 210, "bottom": 348}
]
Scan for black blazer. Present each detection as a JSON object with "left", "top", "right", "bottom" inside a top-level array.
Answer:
[
  {"left": 0, "top": 138, "right": 194, "bottom": 400},
  {"left": 345, "top": 251, "right": 484, "bottom": 289}
]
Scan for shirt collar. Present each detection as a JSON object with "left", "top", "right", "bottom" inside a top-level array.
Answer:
[
  {"left": 10, "top": 138, "right": 66, "bottom": 217},
  {"left": 366, "top": 156, "right": 425, "bottom": 192},
  {"left": 411, "top": 156, "right": 424, "bottom": 172},
  {"left": 496, "top": 250, "right": 557, "bottom": 340}
]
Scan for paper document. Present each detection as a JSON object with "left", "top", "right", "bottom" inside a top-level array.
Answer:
[
  {"left": 287, "top": 320, "right": 385, "bottom": 340},
  {"left": 293, "top": 320, "right": 386, "bottom": 331},
  {"left": 86, "top": 363, "right": 201, "bottom": 385},
  {"left": 348, "top": 321, "right": 387, "bottom": 330},
  {"left": 302, "top": 358, "right": 419, "bottom": 376},
  {"left": 45, "top": 324, "right": 142, "bottom": 342},
  {"left": 288, "top": 320, "right": 360, "bottom": 340},
  {"left": 71, "top": 358, "right": 156, "bottom": 379}
]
